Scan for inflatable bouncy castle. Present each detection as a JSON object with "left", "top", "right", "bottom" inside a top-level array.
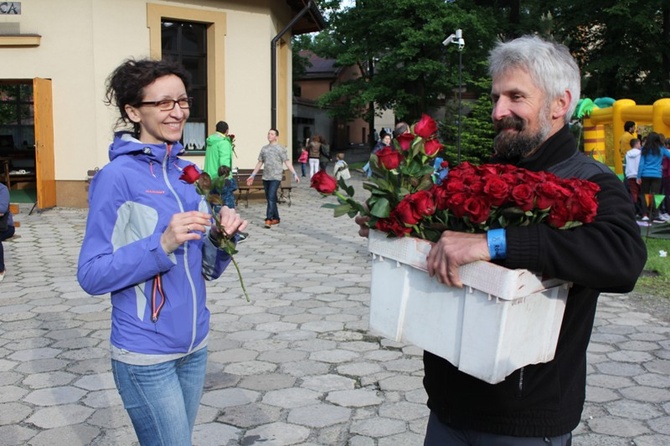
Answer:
[{"left": 574, "top": 98, "right": 670, "bottom": 174}]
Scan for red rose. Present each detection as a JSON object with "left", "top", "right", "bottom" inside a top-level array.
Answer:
[
  {"left": 395, "top": 133, "right": 415, "bottom": 151},
  {"left": 535, "top": 182, "right": 570, "bottom": 210},
  {"left": 376, "top": 146, "right": 402, "bottom": 170},
  {"left": 411, "top": 190, "right": 436, "bottom": 217},
  {"left": 423, "top": 139, "right": 443, "bottom": 157},
  {"left": 483, "top": 176, "right": 511, "bottom": 207},
  {"left": 395, "top": 197, "right": 422, "bottom": 225},
  {"left": 413, "top": 114, "right": 438, "bottom": 139},
  {"left": 463, "top": 196, "right": 490, "bottom": 224},
  {"left": 547, "top": 203, "right": 571, "bottom": 228},
  {"left": 311, "top": 171, "right": 338, "bottom": 194},
  {"left": 446, "top": 192, "right": 469, "bottom": 218},
  {"left": 511, "top": 183, "right": 535, "bottom": 211},
  {"left": 570, "top": 189, "right": 599, "bottom": 223},
  {"left": 431, "top": 184, "right": 450, "bottom": 210},
  {"left": 376, "top": 216, "right": 412, "bottom": 237},
  {"left": 180, "top": 164, "right": 201, "bottom": 184}
]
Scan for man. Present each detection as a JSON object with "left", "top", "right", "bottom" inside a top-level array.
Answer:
[
  {"left": 204, "top": 120, "right": 233, "bottom": 181},
  {"left": 358, "top": 36, "right": 646, "bottom": 445},
  {"left": 619, "top": 120, "right": 637, "bottom": 162},
  {"left": 247, "top": 129, "right": 300, "bottom": 228}
]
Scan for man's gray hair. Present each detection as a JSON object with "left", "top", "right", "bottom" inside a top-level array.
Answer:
[{"left": 488, "top": 35, "right": 581, "bottom": 123}]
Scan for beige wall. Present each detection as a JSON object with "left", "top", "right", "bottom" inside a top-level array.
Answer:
[{"left": 0, "top": 0, "right": 296, "bottom": 207}]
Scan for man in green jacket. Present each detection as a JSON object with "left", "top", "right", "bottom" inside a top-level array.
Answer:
[{"left": 204, "top": 121, "right": 233, "bottom": 181}]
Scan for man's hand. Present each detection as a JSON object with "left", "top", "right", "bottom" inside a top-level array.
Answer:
[
  {"left": 246, "top": 176, "right": 255, "bottom": 186},
  {"left": 426, "top": 231, "right": 490, "bottom": 287}
]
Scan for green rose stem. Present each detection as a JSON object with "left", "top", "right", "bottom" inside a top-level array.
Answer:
[
  {"left": 213, "top": 222, "right": 250, "bottom": 303},
  {"left": 195, "top": 182, "right": 250, "bottom": 302}
]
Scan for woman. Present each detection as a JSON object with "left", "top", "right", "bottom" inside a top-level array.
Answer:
[
  {"left": 77, "top": 58, "right": 247, "bottom": 445},
  {"left": 637, "top": 132, "right": 670, "bottom": 221}
]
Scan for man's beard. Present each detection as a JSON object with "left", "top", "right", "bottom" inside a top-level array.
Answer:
[{"left": 493, "top": 115, "right": 550, "bottom": 162}]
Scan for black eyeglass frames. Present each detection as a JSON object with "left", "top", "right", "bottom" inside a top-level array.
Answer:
[{"left": 137, "top": 97, "right": 193, "bottom": 111}]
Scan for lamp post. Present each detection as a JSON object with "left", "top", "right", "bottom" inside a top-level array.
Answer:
[{"left": 442, "top": 29, "right": 465, "bottom": 162}]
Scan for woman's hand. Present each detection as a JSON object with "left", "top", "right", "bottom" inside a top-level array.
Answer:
[
  {"left": 160, "top": 211, "right": 213, "bottom": 255},
  {"left": 211, "top": 206, "right": 249, "bottom": 240}
]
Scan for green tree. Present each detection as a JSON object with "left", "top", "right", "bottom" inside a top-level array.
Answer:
[{"left": 311, "top": 0, "right": 497, "bottom": 125}]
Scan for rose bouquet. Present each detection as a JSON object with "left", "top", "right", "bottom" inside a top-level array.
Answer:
[
  {"left": 180, "top": 164, "right": 249, "bottom": 301},
  {"left": 311, "top": 114, "right": 599, "bottom": 242}
]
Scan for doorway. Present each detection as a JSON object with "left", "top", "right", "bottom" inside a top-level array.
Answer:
[{"left": 0, "top": 78, "right": 55, "bottom": 210}]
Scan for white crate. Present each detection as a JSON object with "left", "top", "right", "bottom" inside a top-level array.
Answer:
[{"left": 368, "top": 230, "right": 570, "bottom": 384}]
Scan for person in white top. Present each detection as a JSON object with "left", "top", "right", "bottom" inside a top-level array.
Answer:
[{"left": 624, "top": 138, "right": 642, "bottom": 217}]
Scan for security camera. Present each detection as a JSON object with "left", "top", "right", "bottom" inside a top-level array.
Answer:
[
  {"left": 442, "top": 34, "right": 456, "bottom": 46},
  {"left": 458, "top": 38, "right": 465, "bottom": 50}
]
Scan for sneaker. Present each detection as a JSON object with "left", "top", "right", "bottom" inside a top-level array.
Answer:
[
  {"left": 270, "top": 219, "right": 280, "bottom": 226},
  {"left": 661, "top": 213, "right": 670, "bottom": 222},
  {"left": 264, "top": 219, "right": 272, "bottom": 228},
  {"left": 237, "top": 232, "right": 249, "bottom": 243},
  {"left": 641, "top": 216, "right": 650, "bottom": 222}
]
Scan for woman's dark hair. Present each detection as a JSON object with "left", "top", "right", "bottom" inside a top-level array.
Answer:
[
  {"left": 105, "top": 58, "right": 191, "bottom": 136},
  {"left": 642, "top": 132, "right": 662, "bottom": 157}
]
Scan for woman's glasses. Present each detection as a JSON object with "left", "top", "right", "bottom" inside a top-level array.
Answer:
[{"left": 137, "top": 97, "right": 193, "bottom": 111}]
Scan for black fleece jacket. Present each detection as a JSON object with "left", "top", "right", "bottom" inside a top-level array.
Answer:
[{"left": 423, "top": 125, "right": 647, "bottom": 437}]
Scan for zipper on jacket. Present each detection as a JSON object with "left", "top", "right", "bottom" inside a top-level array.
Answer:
[
  {"left": 161, "top": 148, "right": 199, "bottom": 351},
  {"left": 517, "top": 367, "right": 525, "bottom": 396}
]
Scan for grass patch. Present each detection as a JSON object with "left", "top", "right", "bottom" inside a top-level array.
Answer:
[{"left": 635, "top": 236, "right": 670, "bottom": 297}]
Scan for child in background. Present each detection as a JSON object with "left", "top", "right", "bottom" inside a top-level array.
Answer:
[
  {"left": 624, "top": 138, "right": 642, "bottom": 217},
  {"left": 333, "top": 152, "right": 351, "bottom": 181},
  {"left": 212, "top": 165, "right": 248, "bottom": 241},
  {"left": 298, "top": 146, "right": 309, "bottom": 177}
]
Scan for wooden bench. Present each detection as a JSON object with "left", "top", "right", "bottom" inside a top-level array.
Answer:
[
  {"left": 1, "top": 159, "right": 36, "bottom": 190},
  {"left": 233, "top": 168, "right": 293, "bottom": 208}
]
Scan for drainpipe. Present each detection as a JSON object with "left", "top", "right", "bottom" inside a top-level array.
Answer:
[{"left": 271, "top": 0, "right": 313, "bottom": 130}]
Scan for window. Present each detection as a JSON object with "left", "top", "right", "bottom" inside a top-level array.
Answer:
[
  {"left": 161, "top": 20, "right": 207, "bottom": 152},
  {"left": 0, "top": 83, "right": 34, "bottom": 153}
]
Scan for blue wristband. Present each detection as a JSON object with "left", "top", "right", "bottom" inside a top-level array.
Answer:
[{"left": 487, "top": 228, "right": 507, "bottom": 260}]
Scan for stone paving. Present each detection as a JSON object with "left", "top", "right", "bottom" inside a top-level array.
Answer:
[{"left": 0, "top": 166, "right": 669, "bottom": 446}]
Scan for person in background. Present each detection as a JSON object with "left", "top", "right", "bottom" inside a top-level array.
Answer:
[
  {"left": 0, "top": 182, "right": 16, "bottom": 283},
  {"left": 307, "top": 135, "right": 323, "bottom": 179},
  {"left": 298, "top": 145, "right": 309, "bottom": 177},
  {"left": 333, "top": 152, "right": 351, "bottom": 181},
  {"left": 211, "top": 165, "right": 248, "bottom": 242},
  {"left": 357, "top": 35, "right": 646, "bottom": 446},
  {"left": 364, "top": 133, "right": 391, "bottom": 178},
  {"left": 246, "top": 128, "right": 300, "bottom": 228},
  {"left": 619, "top": 120, "right": 637, "bottom": 162},
  {"left": 660, "top": 138, "right": 670, "bottom": 221},
  {"left": 204, "top": 120, "right": 233, "bottom": 182},
  {"left": 624, "top": 138, "right": 642, "bottom": 217},
  {"left": 77, "top": 58, "right": 248, "bottom": 445},
  {"left": 637, "top": 131, "right": 670, "bottom": 222},
  {"left": 318, "top": 136, "right": 332, "bottom": 172}
]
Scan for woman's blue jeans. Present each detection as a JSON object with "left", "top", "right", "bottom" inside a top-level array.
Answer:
[
  {"left": 263, "top": 179, "right": 281, "bottom": 221},
  {"left": 111, "top": 347, "right": 207, "bottom": 446}
]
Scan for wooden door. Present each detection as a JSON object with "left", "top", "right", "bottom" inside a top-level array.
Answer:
[{"left": 33, "top": 78, "right": 56, "bottom": 209}]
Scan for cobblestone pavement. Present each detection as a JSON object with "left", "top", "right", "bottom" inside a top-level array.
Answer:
[{"left": 0, "top": 165, "right": 669, "bottom": 446}]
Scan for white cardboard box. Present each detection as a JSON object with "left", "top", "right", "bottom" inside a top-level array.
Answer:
[{"left": 367, "top": 230, "right": 570, "bottom": 384}]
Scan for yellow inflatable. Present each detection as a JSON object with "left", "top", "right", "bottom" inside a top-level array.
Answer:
[{"left": 578, "top": 98, "right": 670, "bottom": 174}]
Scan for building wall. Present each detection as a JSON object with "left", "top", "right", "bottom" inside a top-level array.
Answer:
[{"left": 0, "top": 0, "right": 296, "bottom": 208}]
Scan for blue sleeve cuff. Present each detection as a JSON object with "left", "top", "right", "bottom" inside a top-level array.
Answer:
[{"left": 487, "top": 228, "right": 507, "bottom": 260}]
